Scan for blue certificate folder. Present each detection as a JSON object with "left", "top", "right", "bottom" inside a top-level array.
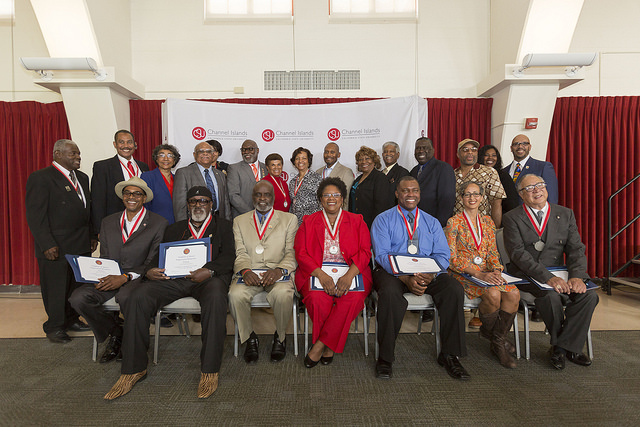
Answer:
[
  {"left": 309, "top": 262, "right": 364, "bottom": 292},
  {"left": 159, "top": 237, "right": 211, "bottom": 278},
  {"left": 460, "top": 272, "right": 529, "bottom": 288},
  {"left": 526, "top": 266, "right": 600, "bottom": 291},
  {"left": 65, "top": 254, "right": 122, "bottom": 284}
]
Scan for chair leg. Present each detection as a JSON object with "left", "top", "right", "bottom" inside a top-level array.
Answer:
[
  {"left": 304, "top": 307, "right": 309, "bottom": 354},
  {"left": 433, "top": 308, "right": 441, "bottom": 357},
  {"left": 182, "top": 315, "right": 191, "bottom": 338},
  {"left": 374, "top": 305, "right": 379, "bottom": 361},
  {"left": 363, "top": 305, "right": 369, "bottom": 357},
  {"left": 587, "top": 327, "right": 593, "bottom": 360},
  {"left": 513, "top": 313, "right": 521, "bottom": 360},
  {"left": 292, "top": 298, "right": 299, "bottom": 357},
  {"left": 153, "top": 310, "right": 162, "bottom": 365},
  {"left": 522, "top": 303, "right": 531, "bottom": 360},
  {"left": 92, "top": 336, "right": 98, "bottom": 362},
  {"left": 417, "top": 311, "right": 423, "bottom": 335},
  {"left": 234, "top": 320, "right": 239, "bottom": 358}
]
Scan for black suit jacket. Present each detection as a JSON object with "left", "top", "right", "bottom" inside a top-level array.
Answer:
[
  {"left": 503, "top": 203, "right": 589, "bottom": 283},
  {"left": 410, "top": 158, "right": 456, "bottom": 228},
  {"left": 91, "top": 155, "right": 149, "bottom": 235},
  {"left": 146, "top": 216, "right": 236, "bottom": 282},
  {"left": 26, "top": 165, "right": 92, "bottom": 258},
  {"left": 99, "top": 209, "right": 168, "bottom": 275},
  {"left": 349, "top": 168, "right": 394, "bottom": 229},
  {"left": 385, "top": 163, "right": 410, "bottom": 202}
]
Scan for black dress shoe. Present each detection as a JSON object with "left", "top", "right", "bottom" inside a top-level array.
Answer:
[
  {"left": 47, "top": 330, "right": 71, "bottom": 344},
  {"left": 243, "top": 332, "right": 259, "bottom": 364},
  {"left": 320, "top": 355, "right": 334, "bottom": 365},
  {"left": 116, "top": 350, "right": 123, "bottom": 362},
  {"left": 67, "top": 320, "right": 91, "bottom": 332},
  {"left": 150, "top": 315, "right": 174, "bottom": 328},
  {"left": 421, "top": 311, "right": 434, "bottom": 322},
  {"left": 270, "top": 333, "right": 286, "bottom": 363},
  {"left": 100, "top": 335, "right": 122, "bottom": 364},
  {"left": 437, "top": 353, "right": 470, "bottom": 380},
  {"left": 375, "top": 359, "right": 392, "bottom": 379},
  {"left": 304, "top": 354, "right": 320, "bottom": 368},
  {"left": 549, "top": 347, "right": 566, "bottom": 370},
  {"left": 531, "top": 309, "right": 543, "bottom": 322},
  {"left": 566, "top": 351, "right": 592, "bottom": 366}
]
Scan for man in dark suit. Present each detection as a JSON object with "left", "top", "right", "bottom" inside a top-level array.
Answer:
[
  {"left": 69, "top": 177, "right": 168, "bottom": 363},
  {"left": 409, "top": 137, "right": 456, "bottom": 228},
  {"left": 503, "top": 173, "right": 598, "bottom": 370},
  {"left": 105, "top": 186, "right": 235, "bottom": 401},
  {"left": 91, "top": 130, "right": 149, "bottom": 235},
  {"left": 381, "top": 141, "right": 410, "bottom": 203},
  {"left": 26, "top": 139, "right": 96, "bottom": 343},
  {"left": 227, "top": 139, "right": 267, "bottom": 218},
  {"left": 173, "top": 141, "right": 231, "bottom": 221},
  {"left": 502, "top": 134, "right": 559, "bottom": 204}
]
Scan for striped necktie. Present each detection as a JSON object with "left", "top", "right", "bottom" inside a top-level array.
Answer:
[{"left": 513, "top": 163, "right": 522, "bottom": 183}]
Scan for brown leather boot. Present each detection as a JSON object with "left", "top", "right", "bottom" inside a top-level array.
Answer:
[
  {"left": 490, "top": 310, "right": 517, "bottom": 369},
  {"left": 480, "top": 310, "right": 516, "bottom": 355}
]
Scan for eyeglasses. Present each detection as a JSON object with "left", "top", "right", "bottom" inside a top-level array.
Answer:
[
  {"left": 520, "top": 182, "right": 547, "bottom": 192},
  {"left": 511, "top": 142, "right": 531, "bottom": 147},
  {"left": 123, "top": 191, "right": 145, "bottom": 198},
  {"left": 322, "top": 193, "right": 342, "bottom": 199},
  {"left": 196, "top": 149, "right": 215, "bottom": 155},
  {"left": 460, "top": 147, "right": 478, "bottom": 153},
  {"left": 240, "top": 147, "right": 256, "bottom": 152},
  {"left": 157, "top": 153, "right": 175, "bottom": 159},
  {"left": 188, "top": 198, "right": 212, "bottom": 206},
  {"left": 462, "top": 192, "right": 482, "bottom": 198}
]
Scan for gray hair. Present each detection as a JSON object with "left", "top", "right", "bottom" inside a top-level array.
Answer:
[
  {"left": 52, "top": 139, "right": 74, "bottom": 156},
  {"left": 516, "top": 174, "right": 545, "bottom": 191},
  {"left": 382, "top": 141, "right": 400, "bottom": 152}
]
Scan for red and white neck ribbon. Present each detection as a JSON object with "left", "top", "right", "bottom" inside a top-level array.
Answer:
[
  {"left": 52, "top": 162, "right": 79, "bottom": 192},
  {"left": 119, "top": 158, "right": 140, "bottom": 179},
  {"left": 293, "top": 173, "right": 306, "bottom": 196},
  {"left": 322, "top": 209, "right": 343, "bottom": 240},
  {"left": 272, "top": 176, "right": 287, "bottom": 200},
  {"left": 524, "top": 203, "right": 550, "bottom": 238},
  {"left": 462, "top": 210, "right": 483, "bottom": 251},
  {"left": 397, "top": 206, "right": 419, "bottom": 241},
  {"left": 253, "top": 209, "right": 275, "bottom": 241},
  {"left": 189, "top": 213, "right": 212, "bottom": 239},
  {"left": 120, "top": 207, "right": 146, "bottom": 243}
]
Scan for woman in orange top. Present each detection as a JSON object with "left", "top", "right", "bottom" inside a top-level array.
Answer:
[{"left": 444, "top": 181, "right": 520, "bottom": 368}]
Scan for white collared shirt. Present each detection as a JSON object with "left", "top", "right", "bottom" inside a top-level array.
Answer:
[
  {"left": 509, "top": 155, "right": 531, "bottom": 178},
  {"left": 322, "top": 163, "right": 336, "bottom": 178},
  {"left": 383, "top": 163, "right": 397, "bottom": 175},
  {"left": 117, "top": 154, "right": 142, "bottom": 178},
  {"left": 527, "top": 202, "right": 549, "bottom": 224},
  {"left": 53, "top": 161, "right": 87, "bottom": 207}
]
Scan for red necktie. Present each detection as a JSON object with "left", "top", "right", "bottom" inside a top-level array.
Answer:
[
  {"left": 127, "top": 161, "right": 136, "bottom": 177},
  {"left": 251, "top": 164, "right": 259, "bottom": 181}
]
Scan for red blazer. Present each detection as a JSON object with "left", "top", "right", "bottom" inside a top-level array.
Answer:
[
  {"left": 294, "top": 210, "right": 372, "bottom": 294},
  {"left": 262, "top": 174, "right": 291, "bottom": 212}
]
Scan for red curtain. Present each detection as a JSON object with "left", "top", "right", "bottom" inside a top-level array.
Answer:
[
  {"left": 548, "top": 96, "right": 640, "bottom": 278},
  {"left": 0, "top": 101, "right": 71, "bottom": 285},
  {"left": 427, "top": 98, "right": 494, "bottom": 167}
]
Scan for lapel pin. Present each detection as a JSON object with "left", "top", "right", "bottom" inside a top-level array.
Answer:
[
  {"left": 65, "top": 186, "right": 71, "bottom": 191},
  {"left": 556, "top": 216, "right": 560, "bottom": 219}
]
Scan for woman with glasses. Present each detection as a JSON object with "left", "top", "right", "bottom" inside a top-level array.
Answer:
[
  {"left": 444, "top": 181, "right": 520, "bottom": 368},
  {"left": 262, "top": 153, "right": 291, "bottom": 212},
  {"left": 141, "top": 144, "right": 181, "bottom": 224},
  {"left": 294, "top": 178, "right": 373, "bottom": 368},
  {"left": 478, "top": 145, "right": 519, "bottom": 214},
  {"left": 349, "top": 146, "right": 393, "bottom": 229},
  {"left": 289, "top": 147, "right": 322, "bottom": 225}
]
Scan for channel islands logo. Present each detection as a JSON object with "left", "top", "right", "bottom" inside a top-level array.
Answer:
[
  {"left": 184, "top": 248, "right": 190, "bottom": 255},
  {"left": 327, "top": 128, "right": 341, "bottom": 141},
  {"left": 262, "top": 129, "right": 275, "bottom": 142},
  {"left": 192, "top": 127, "right": 206, "bottom": 140},
  {"left": 95, "top": 260, "right": 102, "bottom": 265},
  {"left": 331, "top": 268, "right": 339, "bottom": 273}
]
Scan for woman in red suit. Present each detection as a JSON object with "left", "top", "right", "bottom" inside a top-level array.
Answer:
[
  {"left": 294, "top": 177, "right": 373, "bottom": 368},
  {"left": 262, "top": 153, "right": 291, "bottom": 212}
]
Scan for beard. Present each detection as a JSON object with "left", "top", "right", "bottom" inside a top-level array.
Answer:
[
  {"left": 189, "top": 207, "right": 209, "bottom": 222},
  {"left": 253, "top": 201, "right": 274, "bottom": 213}
]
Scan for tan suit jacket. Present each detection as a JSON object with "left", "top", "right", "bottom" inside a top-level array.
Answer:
[
  {"left": 316, "top": 161, "right": 355, "bottom": 208},
  {"left": 232, "top": 209, "right": 298, "bottom": 281}
]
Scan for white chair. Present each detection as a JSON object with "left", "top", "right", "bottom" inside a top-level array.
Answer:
[
  {"left": 464, "top": 295, "right": 521, "bottom": 359},
  {"left": 303, "top": 299, "right": 369, "bottom": 356},
  {"left": 91, "top": 297, "right": 121, "bottom": 361},
  {"left": 232, "top": 290, "right": 299, "bottom": 357},
  {"left": 153, "top": 297, "right": 202, "bottom": 364},
  {"left": 373, "top": 291, "right": 441, "bottom": 360}
]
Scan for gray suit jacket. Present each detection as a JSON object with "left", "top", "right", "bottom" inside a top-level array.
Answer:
[
  {"left": 173, "top": 162, "right": 231, "bottom": 221},
  {"left": 503, "top": 203, "right": 588, "bottom": 284},
  {"left": 99, "top": 209, "right": 168, "bottom": 275},
  {"left": 316, "top": 162, "right": 355, "bottom": 208},
  {"left": 227, "top": 161, "right": 268, "bottom": 218}
]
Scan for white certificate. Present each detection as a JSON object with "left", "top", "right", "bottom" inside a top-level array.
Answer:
[
  {"left": 310, "top": 264, "right": 364, "bottom": 291},
  {"left": 77, "top": 256, "right": 122, "bottom": 282},
  {"left": 163, "top": 244, "right": 208, "bottom": 277},
  {"left": 532, "top": 269, "right": 569, "bottom": 290},
  {"left": 463, "top": 272, "right": 528, "bottom": 287},
  {"left": 390, "top": 255, "right": 443, "bottom": 274}
]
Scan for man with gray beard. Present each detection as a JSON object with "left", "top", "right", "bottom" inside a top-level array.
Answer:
[
  {"left": 105, "top": 186, "right": 235, "bottom": 400},
  {"left": 229, "top": 181, "right": 298, "bottom": 364}
]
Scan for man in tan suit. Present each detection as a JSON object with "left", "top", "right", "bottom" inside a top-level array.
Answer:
[
  {"left": 316, "top": 142, "right": 355, "bottom": 208},
  {"left": 229, "top": 181, "right": 298, "bottom": 364}
]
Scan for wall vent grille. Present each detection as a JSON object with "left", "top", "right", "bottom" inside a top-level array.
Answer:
[{"left": 264, "top": 70, "right": 360, "bottom": 91}]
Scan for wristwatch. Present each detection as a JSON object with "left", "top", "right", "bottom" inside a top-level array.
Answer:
[
  {"left": 279, "top": 268, "right": 288, "bottom": 276},
  {"left": 208, "top": 269, "right": 215, "bottom": 277}
]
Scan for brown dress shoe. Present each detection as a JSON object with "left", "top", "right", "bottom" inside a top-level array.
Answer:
[
  {"left": 104, "top": 370, "right": 147, "bottom": 400},
  {"left": 198, "top": 372, "right": 219, "bottom": 398},
  {"left": 468, "top": 316, "right": 482, "bottom": 329}
]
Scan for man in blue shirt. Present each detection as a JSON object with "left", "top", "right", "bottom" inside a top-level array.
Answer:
[{"left": 371, "top": 176, "right": 468, "bottom": 380}]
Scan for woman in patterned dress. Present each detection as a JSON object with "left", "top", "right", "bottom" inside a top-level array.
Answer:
[
  {"left": 288, "top": 147, "right": 322, "bottom": 225},
  {"left": 444, "top": 181, "right": 520, "bottom": 368}
]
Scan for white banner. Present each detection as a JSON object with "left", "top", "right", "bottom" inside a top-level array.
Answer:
[{"left": 163, "top": 95, "right": 427, "bottom": 182}]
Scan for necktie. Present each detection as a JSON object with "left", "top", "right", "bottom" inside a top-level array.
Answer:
[
  {"left": 418, "top": 164, "right": 425, "bottom": 176},
  {"left": 204, "top": 169, "right": 218, "bottom": 212},
  {"left": 407, "top": 212, "right": 415, "bottom": 225},
  {"left": 127, "top": 161, "right": 136, "bottom": 177},
  {"left": 536, "top": 210, "right": 544, "bottom": 225},
  {"left": 513, "top": 163, "right": 522, "bottom": 183},
  {"left": 251, "top": 163, "right": 259, "bottom": 181},
  {"left": 69, "top": 171, "right": 83, "bottom": 203}
]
